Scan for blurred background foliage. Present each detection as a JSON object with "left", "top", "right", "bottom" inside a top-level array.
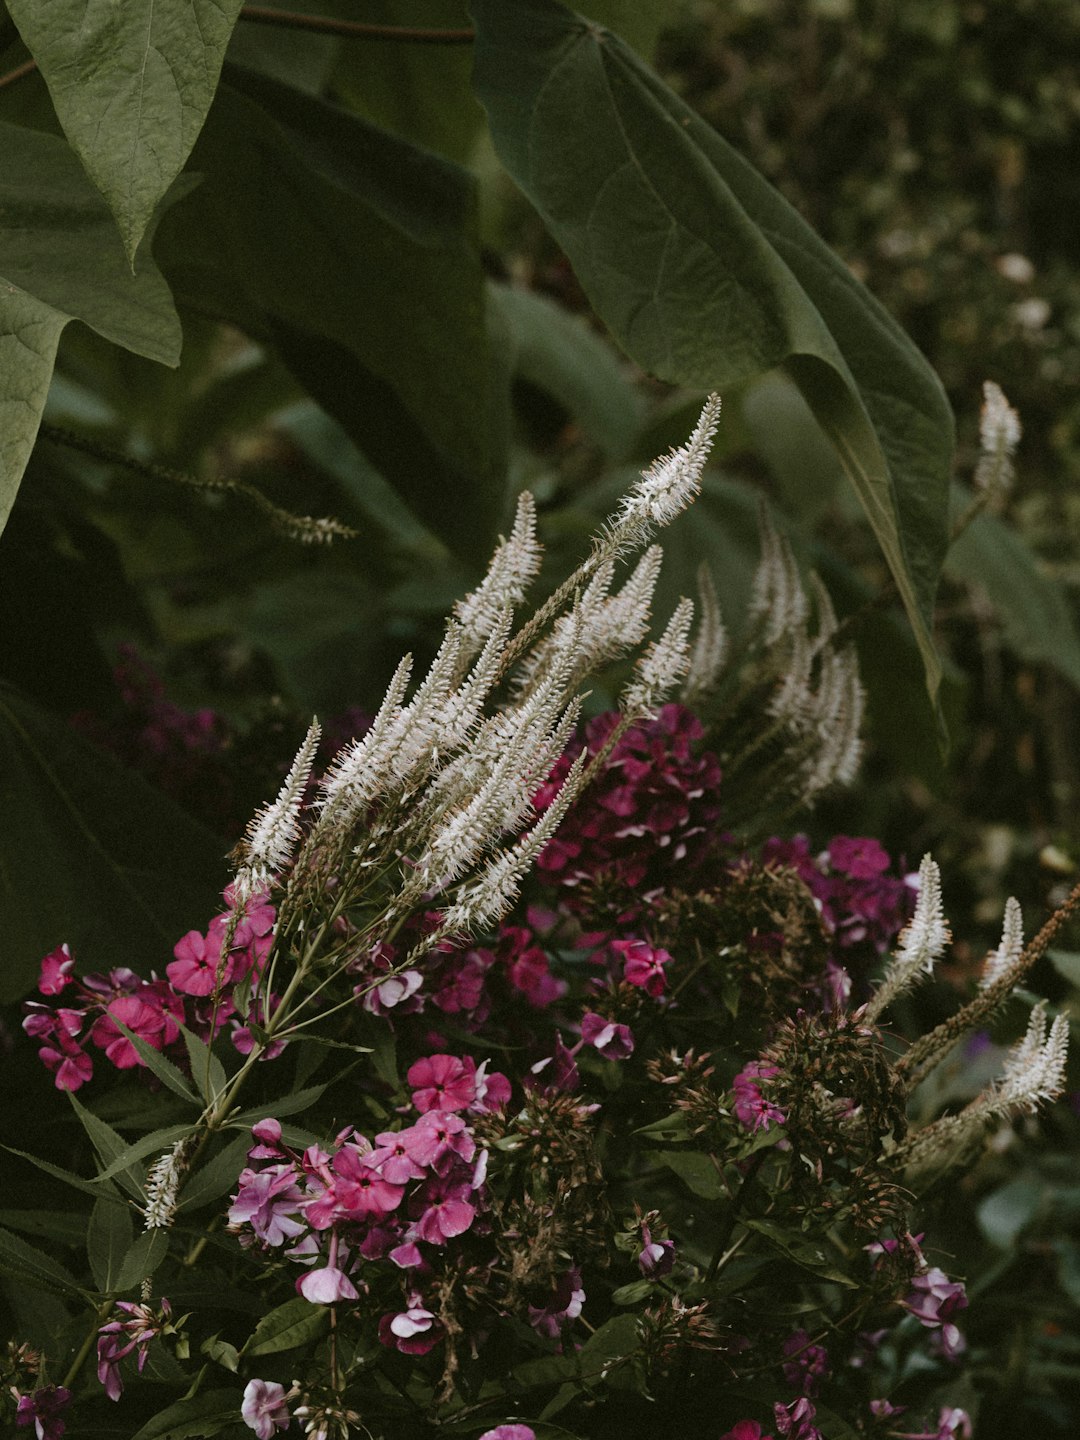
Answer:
[{"left": 1, "top": 1, "right": 1079, "bottom": 1429}]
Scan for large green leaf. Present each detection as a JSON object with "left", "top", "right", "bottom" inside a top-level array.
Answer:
[
  {"left": 0, "top": 121, "right": 181, "bottom": 533},
  {"left": 155, "top": 67, "right": 506, "bottom": 562},
  {"left": 946, "top": 485, "right": 1080, "bottom": 690},
  {"left": 7, "top": 0, "right": 244, "bottom": 262},
  {"left": 0, "top": 685, "right": 226, "bottom": 1000},
  {"left": 469, "top": 0, "right": 954, "bottom": 713}
]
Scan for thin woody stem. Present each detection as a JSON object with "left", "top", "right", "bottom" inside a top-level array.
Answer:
[
  {"left": 896, "top": 873, "right": 1080, "bottom": 1086},
  {"left": 238, "top": 6, "right": 474, "bottom": 43}
]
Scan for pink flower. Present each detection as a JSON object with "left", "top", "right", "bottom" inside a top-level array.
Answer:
[
  {"left": 479, "top": 1428, "right": 536, "bottom": 1440},
  {"left": 781, "top": 1329, "right": 830, "bottom": 1396},
  {"left": 38, "top": 946, "right": 75, "bottom": 995},
  {"left": 901, "top": 1268, "right": 968, "bottom": 1359},
  {"left": 89, "top": 995, "right": 176, "bottom": 1068},
  {"left": 721, "top": 1425, "right": 774, "bottom": 1440},
  {"left": 774, "top": 1397, "right": 821, "bottom": 1440},
  {"left": 96, "top": 1300, "right": 170, "bottom": 1401},
  {"left": 580, "top": 1011, "right": 635, "bottom": 1060},
  {"left": 828, "top": 835, "right": 891, "bottom": 880},
  {"left": 412, "top": 1176, "right": 476, "bottom": 1244},
  {"left": 528, "top": 1267, "right": 585, "bottom": 1339},
  {"left": 241, "top": 1379, "right": 292, "bottom": 1438},
  {"left": 228, "top": 1167, "right": 307, "bottom": 1246},
  {"left": 297, "top": 1264, "right": 359, "bottom": 1304},
  {"left": 636, "top": 1219, "right": 675, "bottom": 1278},
  {"left": 331, "top": 1145, "right": 406, "bottom": 1221},
  {"left": 378, "top": 1305, "right": 444, "bottom": 1355},
  {"left": 405, "top": 1111, "right": 476, "bottom": 1172},
  {"left": 15, "top": 1386, "right": 71, "bottom": 1440},
  {"left": 407, "top": 1054, "right": 479, "bottom": 1113},
  {"left": 167, "top": 928, "right": 230, "bottom": 996},
  {"left": 612, "top": 938, "right": 671, "bottom": 998},
  {"left": 732, "top": 1063, "right": 786, "bottom": 1133}
]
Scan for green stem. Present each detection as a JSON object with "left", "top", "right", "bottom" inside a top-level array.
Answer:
[{"left": 62, "top": 1299, "right": 114, "bottom": 1389}]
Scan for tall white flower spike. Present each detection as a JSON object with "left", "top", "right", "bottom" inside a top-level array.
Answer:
[
  {"left": 980, "top": 897, "right": 1024, "bottom": 990},
  {"left": 866, "top": 855, "right": 951, "bottom": 1022},
  {"left": 234, "top": 719, "right": 321, "bottom": 902}
]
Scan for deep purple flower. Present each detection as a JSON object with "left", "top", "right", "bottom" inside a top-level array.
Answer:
[
  {"left": 15, "top": 1386, "right": 71, "bottom": 1440},
  {"left": 781, "top": 1329, "right": 830, "bottom": 1396},
  {"left": 580, "top": 1011, "right": 635, "bottom": 1060},
  {"left": 901, "top": 1268, "right": 968, "bottom": 1358},
  {"left": 528, "top": 1267, "right": 585, "bottom": 1339},
  {"left": 773, "top": 1396, "right": 821, "bottom": 1440}
]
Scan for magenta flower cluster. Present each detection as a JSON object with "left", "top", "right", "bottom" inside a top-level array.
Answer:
[
  {"left": 22, "top": 888, "right": 275, "bottom": 1090},
  {"left": 534, "top": 703, "right": 725, "bottom": 903},
  {"left": 760, "top": 834, "right": 912, "bottom": 957},
  {"left": 227, "top": 1052, "right": 526, "bottom": 1356}
]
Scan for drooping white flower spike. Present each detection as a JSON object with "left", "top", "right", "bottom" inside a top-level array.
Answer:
[{"left": 682, "top": 563, "right": 728, "bottom": 707}]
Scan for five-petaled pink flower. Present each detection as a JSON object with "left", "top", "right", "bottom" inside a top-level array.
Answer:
[{"left": 241, "top": 1379, "right": 292, "bottom": 1438}]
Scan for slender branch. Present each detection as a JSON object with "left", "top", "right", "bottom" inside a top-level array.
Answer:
[
  {"left": 38, "top": 423, "right": 356, "bottom": 546},
  {"left": 0, "top": 55, "right": 35, "bottom": 88},
  {"left": 238, "top": 6, "right": 474, "bottom": 44}
]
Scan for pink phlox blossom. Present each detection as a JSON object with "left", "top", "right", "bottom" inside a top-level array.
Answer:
[
  {"left": 431, "top": 946, "right": 494, "bottom": 1019},
  {"left": 611, "top": 938, "right": 672, "bottom": 998},
  {"left": 167, "top": 927, "right": 231, "bottom": 997},
  {"left": 248, "top": 1118, "right": 284, "bottom": 1158},
  {"left": 892, "top": 1409, "right": 972, "bottom": 1440},
  {"left": 96, "top": 1300, "right": 169, "bottom": 1402},
  {"left": 499, "top": 925, "right": 566, "bottom": 1007},
  {"left": 720, "top": 1425, "right": 774, "bottom": 1440},
  {"left": 412, "top": 1174, "right": 476, "bottom": 1243},
  {"left": 14, "top": 1386, "right": 71, "bottom": 1440},
  {"left": 580, "top": 1010, "right": 635, "bottom": 1060},
  {"left": 528, "top": 1035, "right": 581, "bottom": 1094},
  {"left": 378, "top": 1303, "right": 444, "bottom": 1355},
  {"left": 241, "top": 1379, "right": 293, "bottom": 1438},
  {"left": 89, "top": 994, "right": 177, "bottom": 1069},
  {"left": 732, "top": 1062, "right": 786, "bottom": 1133},
  {"left": 230, "top": 996, "right": 286, "bottom": 1059},
  {"left": 479, "top": 1427, "right": 537, "bottom": 1440},
  {"left": 406, "top": 1111, "right": 476, "bottom": 1172},
  {"left": 869, "top": 1399, "right": 906, "bottom": 1420},
  {"left": 370, "top": 1130, "right": 429, "bottom": 1185},
  {"left": 828, "top": 835, "right": 891, "bottom": 880},
  {"left": 389, "top": 1240, "right": 426, "bottom": 1269},
  {"left": 228, "top": 1166, "right": 307, "bottom": 1246},
  {"left": 407, "top": 1054, "right": 480, "bottom": 1113},
  {"left": 637, "top": 1219, "right": 675, "bottom": 1278},
  {"left": 471, "top": 1059, "right": 512, "bottom": 1112},
  {"left": 330, "top": 1144, "right": 407, "bottom": 1221},
  {"left": 528, "top": 1267, "right": 585, "bottom": 1339},
  {"left": 38, "top": 945, "right": 75, "bottom": 995},
  {"left": 901, "top": 1267, "right": 968, "bottom": 1359},
  {"left": 781, "top": 1329, "right": 830, "bottom": 1397},
  {"left": 535, "top": 706, "right": 724, "bottom": 903},
  {"left": 773, "top": 1396, "right": 821, "bottom": 1440},
  {"left": 297, "top": 1233, "right": 359, "bottom": 1304}
]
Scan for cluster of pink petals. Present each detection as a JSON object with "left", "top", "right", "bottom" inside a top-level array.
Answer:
[
  {"left": 96, "top": 1300, "right": 171, "bottom": 1402},
  {"left": 901, "top": 1268, "right": 968, "bottom": 1359},
  {"left": 24, "top": 891, "right": 277, "bottom": 1091},
  {"left": 14, "top": 1385, "right": 71, "bottom": 1440},
  {"left": 479, "top": 1427, "right": 536, "bottom": 1440},
  {"left": 781, "top": 1329, "right": 830, "bottom": 1397},
  {"left": 527, "top": 1267, "right": 586, "bottom": 1339},
  {"left": 228, "top": 1075, "right": 502, "bottom": 1354},
  {"left": 760, "top": 834, "right": 911, "bottom": 956},
  {"left": 721, "top": 1424, "right": 774, "bottom": 1440},
  {"left": 407, "top": 1053, "right": 510, "bottom": 1114},
  {"left": 534, "top": 705, "right": 725, "bottom": 904},
  {"left": 732, "top": 1062, "right": 787, "bottom": 1133},
  {"left": 773, "top": 1396, "right": 822, "bottom": 1440},
  {"left": 241, "top": 1379, "right": 292, "bottom": 1438}
]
